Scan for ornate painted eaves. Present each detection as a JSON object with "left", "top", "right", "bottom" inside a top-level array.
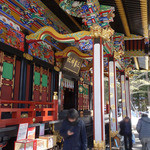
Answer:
[
  {"left": 26, "top": 26, "right": 91, "bottom": 43},
  {"left": 26, "top": 25, "right": 114, "bottom": 43},
  {"left": 55, "top": 46, "right": 92, "bottom": 59}
]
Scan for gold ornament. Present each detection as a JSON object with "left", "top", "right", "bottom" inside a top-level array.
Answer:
[
  {"left": 33, "top": 118, "right": 36, "bottom": 122},
  {"left": 110, "top": 131, "right": 119, "bottom": 137},
  {"left": 94, "top": 140, "right": 105, "bottom": 149},
  {"left": 54, "top": 66, "right": 60, "bottom": 72},
  {"left": 90, "top": 25, "right": 114, "bottom": 41},
  {"left": 122, "top": 99, "right": 125, "bottom": 102},
  {"left": 123, "top": 107, "right": 126, "bottom": 110},
  {"left": 121, "top": 81, "right": 124, "bottom": 84},
  {"left": 80, "top": 77, "right": 84, "bottom": 82},
  {"left": 123, "top": 115, "right": 126, "bottom": 118},
  {"left": 114, "top": 50, "right": 124, "bottom": 60},
  {"left": 79, "top": 86, "right": 83, "bottom": 93},
  {"left": 53, "top": 130, "right": 63, "bottom": 143},
  {"left": 112, "top": 118, "right": 116, "bottom": 123},
  {"left": 23, "top": 53, "right": 33, "bottom": 61},
  {"left": 110, "top": 83, "right": 114, "bottom": 88},
  {"left": 125, "top": 67, "right": 132, "bottom": 77},
  {"left": 21, "top": 113, "right": 28, "bottom": 118},
  {"left": 53, "top": 92, "right": 58, "bottom": 100},
  {"left": 111, "top": 104, "right": 115, "bottom": 110},
  {"left": 110, "top": 93, "right": 113, "bottom": 98}
]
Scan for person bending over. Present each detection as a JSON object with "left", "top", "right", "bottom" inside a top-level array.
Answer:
[{"left": 60, "top": 108, "right": 87, "bottom": 150}]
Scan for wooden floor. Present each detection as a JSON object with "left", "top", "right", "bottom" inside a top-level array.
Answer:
[{"left": 133, "top": 130, "right": 142, "bottom": 150}]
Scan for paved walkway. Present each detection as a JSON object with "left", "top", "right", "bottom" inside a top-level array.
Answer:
[{"left": 133, "top": 130, "right": 142, "bottom": 150}]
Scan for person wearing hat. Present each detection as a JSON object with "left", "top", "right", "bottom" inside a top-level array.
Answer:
[
  {"left": 60, "top": 108, "right": 87, "bottom": 150},
  {"left": 136, "top": 113, "right": 150, "bottom": 150},
  {"left": 119, "top": 117, "right": 132, "bottom": 150}
]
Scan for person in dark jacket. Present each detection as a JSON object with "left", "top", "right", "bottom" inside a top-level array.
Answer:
[
  {"left": 60, "top": 108, "right": 87, "bottom": 150},
  {"left": 119, "top": 117, "right": 132, "bottom": 150},
  {"left": 136, "top": 113, "right": 150, "bottom": 150}
]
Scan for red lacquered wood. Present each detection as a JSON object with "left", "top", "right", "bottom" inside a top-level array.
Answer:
[{"left": 0, "top": 99, "right": 58, "bottom": 127}]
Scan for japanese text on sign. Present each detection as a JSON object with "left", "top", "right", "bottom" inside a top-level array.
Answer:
[{"left": 63, "top": 53, "right": 82, "bottom": 75}]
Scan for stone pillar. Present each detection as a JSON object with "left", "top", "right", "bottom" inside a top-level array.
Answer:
[{"left": 93, "top": 38, "right": 105, "bottom": 149}]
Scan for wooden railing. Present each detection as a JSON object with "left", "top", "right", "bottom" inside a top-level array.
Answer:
[{"left": 0, "top": 99, "right": 58, "bottom": 128}]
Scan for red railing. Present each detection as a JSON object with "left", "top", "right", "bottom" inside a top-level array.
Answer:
[{"left": 0, "top": 99, "right": 58, "bottom": 128}]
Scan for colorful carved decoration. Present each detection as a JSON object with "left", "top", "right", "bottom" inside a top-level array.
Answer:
[
  {"left": 0, "top": 3, "right": 11, "bottom": 15},
  {"left": 144, "top": 37, "right": 149, "bottom": 44},
  {"left": 113, "top": 33, "right": 125, "bottom": 61},
  {"left": 81, "top": 63, "right": 92, "bottom": 71},
  {"left": 0, "top": 18, "right": 24, "bottom": 51},
  {"left": 34, "top": 0, "right": 72, "bottom": 33},
  {"left": 116, "top": 59, "right": 124, "bottom": 70},
  {"left": 110, "top": 131, "right": 119, "bottom": 138},
  {"left": 0, "top": 0, "right": 71, "bottom": 46},
  {"left": 104, "top": 57, "right": 109, "bottom": 72},
  {"left": 79, "top": 39, "right": 93, "bottom": 51},
  {"left": 55, "top": 46, "right": 92, "bottom": 59},
  {"left": 19, "top": 2, "right": 45, "bottom": 27},
  {"left": 114, "top": 50, "right": 124, "bottom": 60},
  {"left": 3, "top": 0, "right": 45, "bottom": 27},
  {"left": 124, "top": 34, "right": 144, "bottom": 40},
  {"left": 78, "top": 81, "right": 84, "bottom": 110},
  {"left": 125, "top": 67, "right": 132, "bottom": 77},
  {"left": 26, "top": 26, "right": 91, "bottom": 43},
  {"left": 78, "top": 82, "right": 89, "bottom": 110},
  {"left": 59, "top": 0, "right": 115, "bottom": 28},
  {"left": 94, "top": 140, "right": 105, "bottom": 149},
  {"left": 80, "top": 71, "right": 90, "bottom": 81},
  {"left": 90, "top": 25, "right": 114, "bottom": 41},
  {"left": 0, "top": 15, "right": 21, "bottom": 31},
  {"left": 113, "top": 32, "right": 124, "bottom": 51},
  {"left": 28, "top": 41, "right": 54, "bottom": 65},
  {"left": 26, "top": 25, "right": 114, "bottom": 44},
  {"left": 23, "top": 53, "right": 33, "bottom": 61},
  {"left": 103, "top": 41, "right": 113, "bottom": 54}
]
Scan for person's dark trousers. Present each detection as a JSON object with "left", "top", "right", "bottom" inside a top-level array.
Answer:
[{"left": 124, "top": 134, "right": 132, "bottom": 150}]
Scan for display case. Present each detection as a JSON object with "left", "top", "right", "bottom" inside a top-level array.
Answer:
[
  {"left": 39, "top": 135, "right": 57, "bottom": 149},
  {"left": 14, "top": 139, "right": 37, "bottom": 150},
  {"left": 36, "top": 139, "right": 47, "bottom": 150},
  {"left": 15, "top": 123, "right": 37, "bottom": 150}
]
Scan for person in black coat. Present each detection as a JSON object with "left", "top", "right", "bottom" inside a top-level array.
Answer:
[
  {"left": 119, "top": 117, "right": 132, "bottom": 150},
  {"left": 60, "top": 108, "right": 87, "bottom": 150}
]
